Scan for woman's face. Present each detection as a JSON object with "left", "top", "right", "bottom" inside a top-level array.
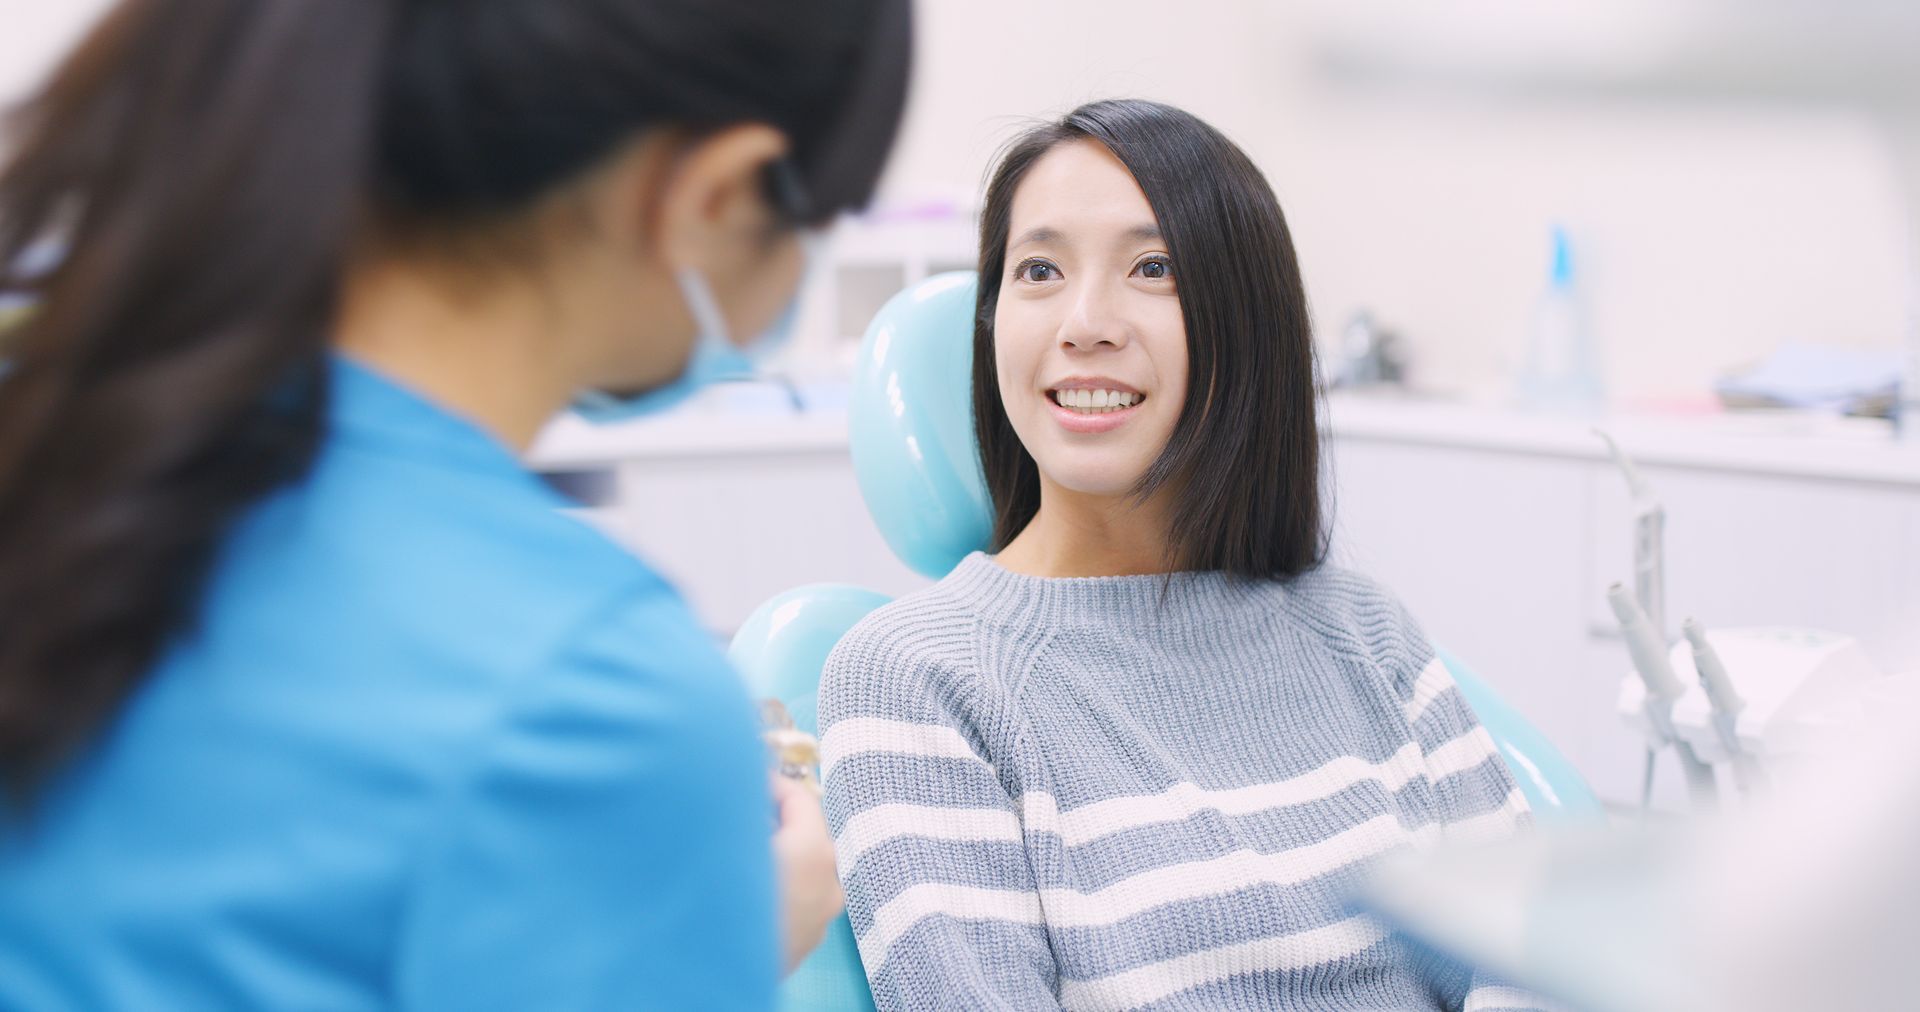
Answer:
[{"left": 993, "top": 139, "right": 1188, "bottom": 500}]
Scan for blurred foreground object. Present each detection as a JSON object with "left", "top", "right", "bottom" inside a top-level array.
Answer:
[
  {"left": 760, "top": 699, "right": 822, "bottom": 793},
  {"left": 1362, "top": 669, "right": 1920, "bottom": 1011}
]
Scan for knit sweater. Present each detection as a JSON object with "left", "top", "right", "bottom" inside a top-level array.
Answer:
[{"left": 817, "top": 552, "right": 1548, "bottom": 1011}]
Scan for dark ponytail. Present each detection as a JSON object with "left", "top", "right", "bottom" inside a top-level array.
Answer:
[
  {"left": 0, "top": 0, "right": 394, "bottom": 798},
  {"left": 0, "top": 0, "right": 911, "bottom": 798}
]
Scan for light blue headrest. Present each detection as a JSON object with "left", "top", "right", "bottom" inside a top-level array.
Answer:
[{"left": 847, "top": 272, "right": 993, "bottom": 580}]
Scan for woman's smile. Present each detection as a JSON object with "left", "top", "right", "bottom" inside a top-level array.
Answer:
[{"left": 1045, "top": 377, "right": 1148, "bottom": 433}]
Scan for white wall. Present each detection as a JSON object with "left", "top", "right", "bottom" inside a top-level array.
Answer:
[
  {"left": 0, "top": 1, "right": 113, "bottom": 109},
  {"left": 8, "top": 0, "right": 1907, "bottom": 402},
  {"left": 884, "top": 0, "right": 1911, "bottom": 402}
]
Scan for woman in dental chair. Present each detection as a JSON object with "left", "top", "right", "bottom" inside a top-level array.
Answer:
[{"left": 818, "top": 100, "right": 1548, "bottom": 1012}]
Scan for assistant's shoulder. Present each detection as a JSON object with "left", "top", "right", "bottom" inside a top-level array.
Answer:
[
  {"left": 236, "top": 435, "right": 698, "bottom": 694},
  {"left": 452, "top": 566, "right": 762, "bottom": 827},
  {"left": 399, "top": 575, "right": 778, "bottom": 1009},
  {"left": 545, "top": 577, "right": 760, "bottom": 744},
  {"left": 318, "top": 428, "right": 658, "bottom": 601},
  {"left": 419, "top": 468, "right": 653, "bottom": 596}
]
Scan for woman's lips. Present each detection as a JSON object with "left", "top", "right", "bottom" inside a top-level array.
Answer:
[{"left": 1045, "top": 393, "right": 1145, "bottom": 434}]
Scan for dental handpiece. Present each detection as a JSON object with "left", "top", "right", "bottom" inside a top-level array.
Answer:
[
  {"left": 1683, "top": 618, "right": 1764, "bottom": 793},
  {"left": 1596, "top": 430, "right": 1668, "bottom": 641},
  {"left": 1609, "top": 583, "right": 1684, "bottom": 704},
  {"left": 1610, "top": 583, "right": 1719, "bottom": 808},
  {"left": 1682, "top": 619, "right": 1742, "bottom": 732}
]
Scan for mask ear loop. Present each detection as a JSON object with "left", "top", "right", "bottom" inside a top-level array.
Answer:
[
  {"left": 678, "top": 158, "right": 827, "bottom": 355},
  {"left": 673, "top": 262, "right": 734, "bottom": 349},
  {"left": 764, "top": 153, "right": 831, "bottom": 331}
]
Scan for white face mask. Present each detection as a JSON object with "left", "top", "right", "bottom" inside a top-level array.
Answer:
[{"left": 574, "top": 160, "right": 822, "bottom": 422}]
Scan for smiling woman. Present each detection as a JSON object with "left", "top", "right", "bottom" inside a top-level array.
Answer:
[
  {"left": 973, "top": 103, "right": 1323, "bottom": 582},
  {"left": 986, "top": 137, "right": 1190, "bottom": 513},
  {"left": 817, "top": 100, "right": 1551, "bottom": 1012}
]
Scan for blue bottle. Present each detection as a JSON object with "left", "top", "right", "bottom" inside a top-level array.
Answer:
[{"left": 1516, "top": 226, "right": 1605, "bottom": 413}]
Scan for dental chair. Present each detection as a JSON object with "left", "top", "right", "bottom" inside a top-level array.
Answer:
[{"left": 727, "top": 272, "right": 1604, "bottom": 1012}]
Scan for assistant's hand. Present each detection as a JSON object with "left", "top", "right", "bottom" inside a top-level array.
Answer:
[{"left": 771, "top": 773, "right": 844, "bottom": 973}]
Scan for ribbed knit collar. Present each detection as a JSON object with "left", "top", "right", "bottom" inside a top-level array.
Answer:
[{"left": 944, "top": 551, "right": 1288, "bottom": 631}]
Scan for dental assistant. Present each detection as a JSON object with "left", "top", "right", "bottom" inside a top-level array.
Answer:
[{"left": 0, "top": 1, "right": 909, "bottom": 1008}]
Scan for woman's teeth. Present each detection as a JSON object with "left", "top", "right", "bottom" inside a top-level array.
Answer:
[{"left": 1051, "top": 389, "right": 1143, "bottom": 413}]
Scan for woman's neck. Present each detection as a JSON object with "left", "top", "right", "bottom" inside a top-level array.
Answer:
[
  {"left": 332, "top": 258, "right": 584, "bottom": 452},
  {"left": 992, "top": 480, "right": 1177, "bottom": 578}
]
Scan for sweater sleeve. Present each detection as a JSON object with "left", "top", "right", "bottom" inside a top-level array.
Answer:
[
  {"left": 817, "top": 617, "right": 1063, "bottom": 1011},
  {"left": 1401, "top": 652, "right": 1532, "bottom": 846},
  {"left": 1407, "top": 651, "right": 1565, "bottom": 1011},
  {"left": 1367, "top": 586, "right": 1564, "bottom": 1012}
]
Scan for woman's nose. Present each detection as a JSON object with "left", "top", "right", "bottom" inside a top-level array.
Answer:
[{"left": 1057, "top": 281, "right": 1130, "bottom": 351}]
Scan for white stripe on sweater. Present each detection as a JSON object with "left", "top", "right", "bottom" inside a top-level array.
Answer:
[
  {"left": 1406, "top": 655, "right": 1456, "bottom": 724},
  {"left": 836, "top": 803, "right": 1022, "bottom": 872},
  {"left": 832, "top": 726, "right": 1502, "bottom": 868},
  {"left": 861, "top": 812, "right": 1442, "bottom": 973},
  {"left": 1021, "top": 743, "right": 1427, "bottom": 849},
  {"left": 856, "top": 790, "right": 1519, "bottom": 977},
  {"left": 1426, "top": 726, "right": 1501, "bottom": 778},
  {"left": 857, "top": 882, "right": 1045, "bottom": 975},
  {"left": 1035, "top": 813, "right": 1435, "bottom": 930},
  {"left": 1059, "top": 915, "right": 1390, "bottom": 1011},
  {"left": 819, "top": 717, "right": 989, "bottom": 783}
]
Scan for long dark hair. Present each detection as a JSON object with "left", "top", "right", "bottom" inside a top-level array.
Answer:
[
  {"left": 0, "top": 0, "right": 911, "bottom": 797},
  {"left": 972, "top": 99, "right": 1326, "bottom": 579}
]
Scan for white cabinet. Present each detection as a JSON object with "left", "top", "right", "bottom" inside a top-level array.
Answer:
[
  {"left": 593, "top": 446, "right": 925, "bottom": 639},
  {"left": 1323, "top": 399, "right": 1920, "bottom": 808},
  {"left": 532, "top": 411, "right": 927, "bottom": 646},
  {"left": 1323, "top": 440, "right": 1621, "bottom": 796}
]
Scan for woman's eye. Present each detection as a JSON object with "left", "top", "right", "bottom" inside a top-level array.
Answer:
[
  {"left": 1134, "top": 257, "right": 1173, "bottom": 281},
  {"left": 1015, "top": 260, "right": 1059, "bottom": 283}
]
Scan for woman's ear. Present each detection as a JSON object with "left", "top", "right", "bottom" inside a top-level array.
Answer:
[{"left": 650, "top": 123, "right": 789, "bottom": 273}]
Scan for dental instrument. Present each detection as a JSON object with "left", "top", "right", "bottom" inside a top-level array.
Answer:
[
  {"left": 1595, "top": 430, "right": 1666, "bottom": 640},
  {"left": 1683, "top": 618, "right": 1763, "bottom": 794},
  {"left": 1610, "top": 584, "right": 1718, "bottom": 809}
]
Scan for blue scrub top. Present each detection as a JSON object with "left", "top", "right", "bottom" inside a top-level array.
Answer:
[{"left": 0, "top": 357, "right": 779, "bottom": 1010}]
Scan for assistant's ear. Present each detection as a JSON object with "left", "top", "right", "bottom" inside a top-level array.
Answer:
[{"left": 649, "top": 123, "right": 789, "bottom": 272}]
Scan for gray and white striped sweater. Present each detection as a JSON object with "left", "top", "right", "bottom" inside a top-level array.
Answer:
[{"left": 818, "top": 552, "right": 1547, "bottom": 1011}]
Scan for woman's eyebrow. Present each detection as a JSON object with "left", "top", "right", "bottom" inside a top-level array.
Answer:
[
  {"left": 1011, "top": 226, "right": 1063, "bottom": 248},
  {"left": 1011, "top": 223, "right": 1161, "bottom": 249}
]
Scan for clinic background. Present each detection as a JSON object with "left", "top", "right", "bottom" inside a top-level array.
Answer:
[{"left": 6, "top": 0, "right": 1916, "bottom": 813}]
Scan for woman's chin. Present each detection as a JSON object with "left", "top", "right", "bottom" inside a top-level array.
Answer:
[{"left": 1033, "top": 463, "right": 1150, "bottom": 501}]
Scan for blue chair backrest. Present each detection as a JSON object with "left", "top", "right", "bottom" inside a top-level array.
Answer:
[
  {"left": 844, "top": 271, "right": 991, "bottom": 580},
  {"left": 730, "top": 273, "right": 1601, "bottom": 1011}
]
